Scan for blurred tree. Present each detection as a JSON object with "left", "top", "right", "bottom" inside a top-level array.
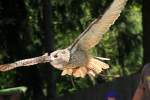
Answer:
[
  {"left": 143, "top": 0, "right": 150, "bottom": 64},
  {"left": 41, "top": 0, "right": 56, "bottom": 99},
  {"left": 0, "top": 0, "right": 45, "bottom": 100}
]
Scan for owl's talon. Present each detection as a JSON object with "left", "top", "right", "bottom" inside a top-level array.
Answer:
[
  {"left": 61, "top": 68, "right": 73, "bottom": 76},
  {"left": 61, "top": 69, "right": 68, "bottom": 76}
]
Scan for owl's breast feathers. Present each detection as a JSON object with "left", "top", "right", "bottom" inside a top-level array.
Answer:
[{"left": 62, "top": 47, "right": 88, "bottom": 68}]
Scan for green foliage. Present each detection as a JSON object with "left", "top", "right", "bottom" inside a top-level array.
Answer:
[
  {"left": 0, "top": 71, "right": 16, "bottom": 89},
  {"left": 0, "top": 86, "right": 27, "bottom": 95}
]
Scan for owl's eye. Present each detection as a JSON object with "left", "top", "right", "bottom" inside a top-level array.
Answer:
[{"left": 54, "top": 54, "right": 58, "bottom": 58}]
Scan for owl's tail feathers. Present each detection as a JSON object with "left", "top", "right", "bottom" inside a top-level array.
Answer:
[{"left": 87, "top": 57, "right": 109, "bottom": 77}]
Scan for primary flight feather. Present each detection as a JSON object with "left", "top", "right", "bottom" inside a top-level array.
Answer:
[{"left": 0, "top": 0, "right": 127, "bottom": 78}]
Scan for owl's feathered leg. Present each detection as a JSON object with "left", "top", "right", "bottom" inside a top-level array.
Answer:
[
  {"left": 61, "top": 67, "right": 88, "bottom": 78},
  {"left": 61, "top": 68, "right": 73, "bottom": 76},
  {"left": 73, "top": 67, "right": 88, "bottom": 78}
]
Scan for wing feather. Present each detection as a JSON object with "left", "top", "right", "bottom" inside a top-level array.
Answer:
[{"left": 70, "top": 0, "right": 127, "bottom": 51}]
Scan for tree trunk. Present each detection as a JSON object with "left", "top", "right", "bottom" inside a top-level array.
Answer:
[
  {"left": 143, "top": 0, "right": 150, "bottom": 65},
  {"left": 1, "top": 0, "right": 45, "bottom": 99},
  {"left": 42, "top": 0, "right": 56, "bottom": 99}
]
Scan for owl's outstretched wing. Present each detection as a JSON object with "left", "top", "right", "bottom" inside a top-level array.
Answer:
[
  {"left": 70, "top": 0, "right": 127, "bottom": 51},
  {"left": 0, "top": 53, "right": 49, "bottom": 72}
]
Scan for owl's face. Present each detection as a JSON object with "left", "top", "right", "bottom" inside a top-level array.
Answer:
[{"left": 49, "top": 49, "right": 70, "bottom": 70}]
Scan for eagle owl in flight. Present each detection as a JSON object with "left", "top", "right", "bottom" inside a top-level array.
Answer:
[{"left": 0, "top": 0, "right": 127, "bottom": 78}]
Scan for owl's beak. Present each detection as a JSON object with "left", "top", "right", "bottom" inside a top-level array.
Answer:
[
  {"left": 49, "top": 59, "right": 52, "bottom": 62},
  {"left": 49, "top": 56, "right": 54, "bottom": 62},
  {"left": 45, "top": 53, "right": 54, "bottom": 63}
]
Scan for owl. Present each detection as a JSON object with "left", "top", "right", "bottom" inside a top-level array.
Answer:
[
  {"left": 49, "top": 0, "right": 127, "bottom": 77},
  {"left": 0, "top": 0, "right": 127, "bottom": 78}
]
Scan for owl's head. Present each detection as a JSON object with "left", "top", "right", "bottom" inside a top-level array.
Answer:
[{"left": 49, "top": 49, "right": 70, "bottom": 70}]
